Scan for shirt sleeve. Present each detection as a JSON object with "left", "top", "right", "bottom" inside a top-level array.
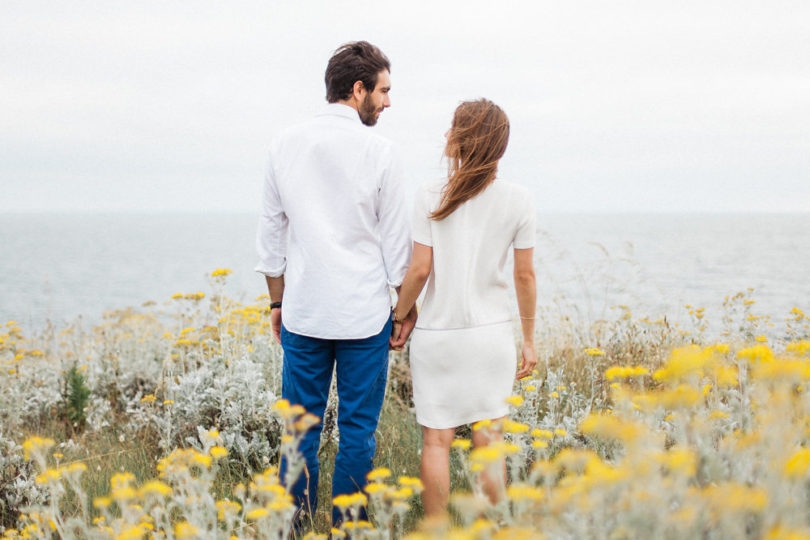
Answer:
[
  {"left": 377, "top": 145, "right": 412, "bottom": 287},
  {"left": 255, "top": 150, "right": 289, "bottom": 277},
  {"left": 411, "top": 184, "right": 433, "bottom": 247},
  {"left": 513, "top": 189, "right": 536, "bottom": 249}
]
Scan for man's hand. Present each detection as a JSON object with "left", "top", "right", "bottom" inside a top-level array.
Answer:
[
  {"left": 515, "top": 342, "right": 537, "bottom": 380},
  {"left": 389, "top": 305, "right": 417, "bottom": 350},
  {"left": 271, "top": 308, "right": 282, "bottom": 344}
]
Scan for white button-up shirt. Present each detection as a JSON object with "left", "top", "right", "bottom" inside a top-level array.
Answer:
[{"left": 255, "top": 103, "right": 411, "bottom": 339}]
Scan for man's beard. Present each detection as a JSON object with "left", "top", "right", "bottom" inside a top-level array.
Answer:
[{"left": 358, "top": 94, "right": 379, "bottom": 126}]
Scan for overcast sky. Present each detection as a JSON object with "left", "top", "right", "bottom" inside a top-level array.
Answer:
[{"left": 2, "top": 0, "right": 809, "bottom": 213}]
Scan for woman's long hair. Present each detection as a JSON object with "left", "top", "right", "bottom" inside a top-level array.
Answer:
[{"left": 430, "top": 99, "right": 510, "bottom": 221}]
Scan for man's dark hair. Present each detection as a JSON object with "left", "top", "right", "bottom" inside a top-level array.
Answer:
[{"left": 325, "top": 41, "right": 391, "bottom": 103}]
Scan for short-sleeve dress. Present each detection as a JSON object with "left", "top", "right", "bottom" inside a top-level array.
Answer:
[{"left": 409, "top": 179, "right": 536, "bottom": 429}]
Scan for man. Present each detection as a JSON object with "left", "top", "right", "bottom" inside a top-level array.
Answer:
[{"left": 255, "top": 41, "right": 417, "bottom": 524}]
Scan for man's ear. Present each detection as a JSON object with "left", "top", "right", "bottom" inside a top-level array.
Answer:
[{"left": 351, "top": 80, "right": 366, "bottom": 101}]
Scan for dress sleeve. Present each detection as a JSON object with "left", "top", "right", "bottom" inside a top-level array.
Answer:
[
  {"left": 411, "top": 184, "right": 433, "bottom": 247},
  {"left": 513, "top": 190, "right": 536, "bottom": 249}
]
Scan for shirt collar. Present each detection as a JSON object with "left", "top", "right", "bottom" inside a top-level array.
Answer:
[{"left": 316, "top": 103, "right": 362, "bottom": 123}]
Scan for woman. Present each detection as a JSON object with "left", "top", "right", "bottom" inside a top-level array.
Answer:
[{"left": 391, "top": 99, "right": 537, "bottom": 517}]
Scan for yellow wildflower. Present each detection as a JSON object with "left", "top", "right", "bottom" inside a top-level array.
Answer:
[
  {"left": 504, "top": 395, "right": 524, "bottom": 407},
  {"left": 366, "top": 467, "right": 392, "bottom": 481},
  {"left": 451, "top": 439, "right": 472, "bottom": 450},
  {"left": 210, "top": 446, "right": 228, "bottom": 459},
  {"left": 175, "top": 521, "right": 199, "bottom": 539}
]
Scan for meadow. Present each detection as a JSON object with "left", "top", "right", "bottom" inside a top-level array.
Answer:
[{"left": 2, "top": 269, "right": 810, "bottom": 539}]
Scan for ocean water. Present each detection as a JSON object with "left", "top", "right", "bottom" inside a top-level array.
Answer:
[{"left": 1, "top": 213, "right": 808, "bottom": 334}]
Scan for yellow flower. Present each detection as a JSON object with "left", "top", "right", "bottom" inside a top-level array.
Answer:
[
  {"left": 502, "top": 419, "right": 530, "bottom": 434},
  {"left": 211, "top": 268, "right": 233, "bottom": 278},
  {"left": 111, "top": 472, "right": 135, "bottom": 489},
  {"left": 216, "top": 500, "right": 242, "bottom": 521},
  {"left": 398, "top": 476, "right": 424, "bottom": 491},
  {"left": 366, "top": 467, "right": 392, "bottom": 481},
  {"left": 755, "top": 335, "right": 768, "bottom": 343},
  {"left": 140, "top": 394, "right": 156, "bottom": 403},
  {"left": 22, "top": 436, "right": 55, "bottom": 460},
  {"left": 35, "top": 468, "right": 61, "bottom": 485},
  {"left": 585, "top": 347, "right": 605, "bottom": 357},
  {"left": 507, "top": 484, "right": 544, "bottom": 501},
  {"left": 580, "top": 414, "right": 642, "bottom": 443},
  {"left": 451, "top": 439, "right": 472, "bottom": 450},
  {"left": 333, "top": 492, "right": 367, "bottom": 508},
  {"left": 504, "top": 395, "right": 524, "bottom": 407},
  {"left": 139, "top": 480, "right": 172, "bottom": 497},
  {"left": 738, "top": 345, "right": 774, "bottom": 364},
  {"left": 554, "top": 428, "right": 567, "bottom": 437},
  {"left": 210, "top": 446, "right": 228, "bottom": 459},
  {"left": 532, "top": 429, "right": 553, "bottom": 439},
  {"left": 472, "top": 419, "right": 492, "bottom": 431},
  {"left": 654, "top": 345, "right": 717, "bottom": 382},
  {"left": 784, "top": 448, "right": 810, "bottom": 478},
  {"left": 175, "top": 521, "right": 199, "bottom": 539},
  {"left": 245, "top": 507, "right": 269, "bottom": 520},
  {"left": 116, "top": 524, "right": 151, "bottom": 540},
  {"left": 660, "top": 447, "right": 697, "bottom": 477}
]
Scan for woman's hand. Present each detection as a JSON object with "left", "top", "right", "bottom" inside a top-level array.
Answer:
[
  {"left": 515, "top": 342, "right": 537, "bottom": 380},
  {"left": 390, "top": 305, "right": 417, "bottom": 350}
]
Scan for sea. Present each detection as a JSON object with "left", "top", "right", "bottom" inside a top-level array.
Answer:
[{"left": 1, "top": 213, "right": 808, "bottom": 337}]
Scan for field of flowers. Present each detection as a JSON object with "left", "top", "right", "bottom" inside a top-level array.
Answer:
[{"left": 2, "top": 269, "right": 810, "bottom": 539}]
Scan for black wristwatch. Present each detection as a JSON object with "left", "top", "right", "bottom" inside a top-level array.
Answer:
[{"left": 270, "top": 302, "right": 282, "bottom": 310}]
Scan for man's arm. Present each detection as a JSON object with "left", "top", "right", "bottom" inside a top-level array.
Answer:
[
  {"left": 265, "top": 275, "right": 284, "bottom": 343},
  {"left": 255, "top": 148, "right": 288, "bottom": 345},
  {"left": 377, "top": 145, "right": 412, "bottom": 294}
]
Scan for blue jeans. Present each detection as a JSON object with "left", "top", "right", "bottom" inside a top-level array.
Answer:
[{"left": 279, "top": 318, "right": 391, "bottom": 524}]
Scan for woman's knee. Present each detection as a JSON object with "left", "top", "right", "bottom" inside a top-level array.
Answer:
[{"left": 422, "top": 426, "right": 455, "bottom": 450}]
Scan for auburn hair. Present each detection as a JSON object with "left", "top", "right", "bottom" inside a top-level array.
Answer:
[{"left": 430, "top": 99, "right": 510, "bottom": 221}]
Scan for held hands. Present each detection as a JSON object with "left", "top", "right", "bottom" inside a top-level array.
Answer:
[
  {"left": 515, "top": 342, "right": 537, "bottom": 380},
  {"left": 390, "top": 305, "right": 418, "bottom": 350}
]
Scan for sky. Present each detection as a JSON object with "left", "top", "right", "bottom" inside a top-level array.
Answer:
[{"left": 2, "top": 0, "right": 809, "bottom": 214}]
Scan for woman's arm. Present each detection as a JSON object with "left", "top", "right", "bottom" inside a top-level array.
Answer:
[
  {"left": 390, "top": 242, "right": 433, "bottom": 349},
  {"left": 514, "top": 247, "right": 537, "bottom": 379}
]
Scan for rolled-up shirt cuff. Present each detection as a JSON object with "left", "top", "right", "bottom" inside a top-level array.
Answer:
[
  {"left": 254, "top": 262, "right": 286, "bottom": 278},
  {"left": 386, "top": 269, "right": 408, "bottom": 288}
]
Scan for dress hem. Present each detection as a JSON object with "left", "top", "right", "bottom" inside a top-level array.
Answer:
[{"left": 415, "top": 407, "right": 510, "bottom": 430}]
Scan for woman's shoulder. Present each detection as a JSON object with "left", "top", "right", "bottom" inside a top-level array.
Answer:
[{"left": 489, "top": 180, "right": 533, "bottom": 203}]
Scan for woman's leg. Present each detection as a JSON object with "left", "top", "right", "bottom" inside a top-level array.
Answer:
[
  {"left": 471, "top": 417, "right": 506, "bottom": 505},
  {"left": 420, "top": 426, "right": 455, "bottom": 518}
]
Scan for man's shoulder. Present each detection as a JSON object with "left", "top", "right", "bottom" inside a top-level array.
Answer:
[{"left": 270, "top": 114, "right": 394, "bottom": 155}]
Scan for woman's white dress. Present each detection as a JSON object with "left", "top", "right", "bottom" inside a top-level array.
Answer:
[{"left": 409, "top": 179, "right": 536, "bottom": 429}]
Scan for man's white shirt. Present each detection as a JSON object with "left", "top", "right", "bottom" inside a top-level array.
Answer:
[{"left": 255, "top": 103, "right": 411, "bottom": 339}]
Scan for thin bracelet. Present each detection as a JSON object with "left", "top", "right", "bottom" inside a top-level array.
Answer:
[{"left": 519, "top": 316, "right": 536, "bottom": 320}]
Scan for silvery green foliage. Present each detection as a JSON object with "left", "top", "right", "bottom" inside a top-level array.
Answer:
[
  {"left": 0, "top": 430, "right": 47, "bottom": 532},
  {"left": 537, "top": 368, "right": 595, "bottom": 448},
  {"left": 128, "top": 354, "right": 282, "bottom": 467},
  {"left": 0, "top": 361, "right": 62, "bottom": 437},
  {"left": 84, "top": 396, "right": 112, "bottom": 432}
]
